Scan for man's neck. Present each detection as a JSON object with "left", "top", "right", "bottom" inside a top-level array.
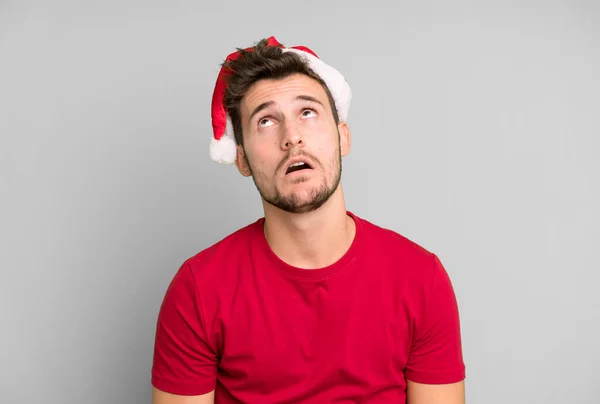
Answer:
[{"left": 262, "top": 188, "right": 356, "bottom": 269}]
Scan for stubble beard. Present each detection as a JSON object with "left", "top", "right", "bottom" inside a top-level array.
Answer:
[{"left": 245, "top": 147, "right": 342, "bottom": 214}]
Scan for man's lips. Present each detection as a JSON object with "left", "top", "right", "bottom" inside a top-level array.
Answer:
[
  {"left": 283, "top": 157, "right": 314, "bottom": 175},
  {"left": 286, "top": 162, "right": 312, "bottom": 175}
]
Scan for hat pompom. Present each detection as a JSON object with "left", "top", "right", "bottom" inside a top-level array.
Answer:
[
  {"left": 210, "top": 116, "right": 237, "bottom": 165},
  {"left": 210, "top": 134, "right": 237, "bottom": 165}
]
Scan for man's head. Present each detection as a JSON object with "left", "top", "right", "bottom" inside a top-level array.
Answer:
[
  {"left": 222, "top": 39, "right": 341, "bottom": 148},
  {"left": 214, "top": 38, "right": 351, "bottom": 214}
]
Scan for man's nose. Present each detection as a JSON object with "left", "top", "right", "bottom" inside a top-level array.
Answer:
[{"left": 281, "top": 120, "right": 304, "bottom": 149}]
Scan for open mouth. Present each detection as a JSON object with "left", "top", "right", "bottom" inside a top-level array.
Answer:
[{"left": 285, "top": 161, "right": 312, "bottom": 175}]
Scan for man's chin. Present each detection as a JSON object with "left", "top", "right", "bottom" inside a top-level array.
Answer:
[
  {"left": 275, "top": 202, "right": 323, "bottom": 215},
  {"left": 278, "top": 192, "right": 331, "bottom": 213},
  {"left": 264, "top": 193, "right": 329, "bottom": 214}
]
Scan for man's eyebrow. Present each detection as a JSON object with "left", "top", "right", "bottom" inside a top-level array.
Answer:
[
  {"left": 248, "top": 101, "right": 275, "bottom": 123},
  {"left": 296, "top": 95, "right": 324, "bottom": 106},
  {"left": 247, "top": 95, "right": 324, "bottom": 123}
]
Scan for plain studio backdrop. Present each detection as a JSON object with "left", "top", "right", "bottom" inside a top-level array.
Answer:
[{"left": 1, "top": 0, "right": 599, "bottom": 403}]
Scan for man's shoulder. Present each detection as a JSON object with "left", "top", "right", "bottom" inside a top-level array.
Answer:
[
  {"left": 182, "top": 218, "right": 261, "bottom": 279},
  {"left": 356, "top": 214, "right": 441, "bottom": 283},
  {"left": 359, "top": 215, "right": 435, "bottom": 260}
]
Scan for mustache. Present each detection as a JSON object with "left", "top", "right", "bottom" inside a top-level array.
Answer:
[{"left": 276, "top": 150, "right": 321, "bottom": 173}]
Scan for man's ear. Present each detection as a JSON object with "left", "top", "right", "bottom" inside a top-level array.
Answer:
[
  {"left": 338, "top": 121, "right": 351, "bottom": 157},
  {"left": 235, "top": 145, "right": 252, "bottom": 177}
]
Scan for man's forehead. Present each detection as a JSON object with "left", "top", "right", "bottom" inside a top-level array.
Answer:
[{"left": 242, "top": 74, "right": 328, "bottom": 109}]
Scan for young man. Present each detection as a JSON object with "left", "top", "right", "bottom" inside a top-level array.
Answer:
[{"left": 151, "top": 37, "right": 465, "bottom": 404}]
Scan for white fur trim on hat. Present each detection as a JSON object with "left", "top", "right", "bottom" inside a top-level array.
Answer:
[{"left": 282, "top": 48, "right": 352, "bottom": 122}]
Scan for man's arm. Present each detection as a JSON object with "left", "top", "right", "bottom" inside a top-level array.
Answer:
[
  {"left": 404, "top": 255, "right": 466, "bottom": 402},
  {"left": 406, "top": 380, "right": 465, "bottom": 404},
  {"left": 152, "top": 387, "right": 215, "bottom": 404},
  {"left": 151, "top": 261, "right": 219, "bottom": 400}
]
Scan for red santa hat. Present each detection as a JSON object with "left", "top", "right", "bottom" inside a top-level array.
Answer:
[{"left": 210, "top": 36, "right": 352, "bottom": 164}]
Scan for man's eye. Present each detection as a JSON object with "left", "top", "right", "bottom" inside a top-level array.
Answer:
[
  {"left": 259, "top": 118, "right": 274, "bottom": 128},
  {"left": 302, "top": 109, "right": 317, "bottom": 118}
]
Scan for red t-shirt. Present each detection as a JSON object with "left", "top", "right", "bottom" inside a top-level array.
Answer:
[{"left": 152, "top": 212, "right": 465, "bottom": 402}]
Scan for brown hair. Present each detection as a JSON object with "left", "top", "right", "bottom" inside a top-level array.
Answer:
[{"left": 222, "top": 38, "right": 340, "bottom": 147}]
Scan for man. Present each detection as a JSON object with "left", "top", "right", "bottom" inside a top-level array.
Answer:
[{"left": 151, "top": 36, "right": 465, "bottom": 403}]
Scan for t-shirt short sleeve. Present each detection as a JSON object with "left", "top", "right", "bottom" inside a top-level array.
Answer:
[
  {"left": 405, "top": 254, "right": 466, "bottom": 384},
  {"left": 151, "top": 261, "right": 218, "bottom": 395}
]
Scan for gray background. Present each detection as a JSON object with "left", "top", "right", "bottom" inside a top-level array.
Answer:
[{"left": 1, "top": 0, "right": 599, "bottom": 403}]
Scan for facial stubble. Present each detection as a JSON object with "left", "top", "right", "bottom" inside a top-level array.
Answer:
[{"left": 244, "top": 140, "right": 343, "bottom": 214}]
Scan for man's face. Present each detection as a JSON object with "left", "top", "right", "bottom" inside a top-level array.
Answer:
[{"left": 236, "top": 73, "right": 350, "bottom": 214}]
